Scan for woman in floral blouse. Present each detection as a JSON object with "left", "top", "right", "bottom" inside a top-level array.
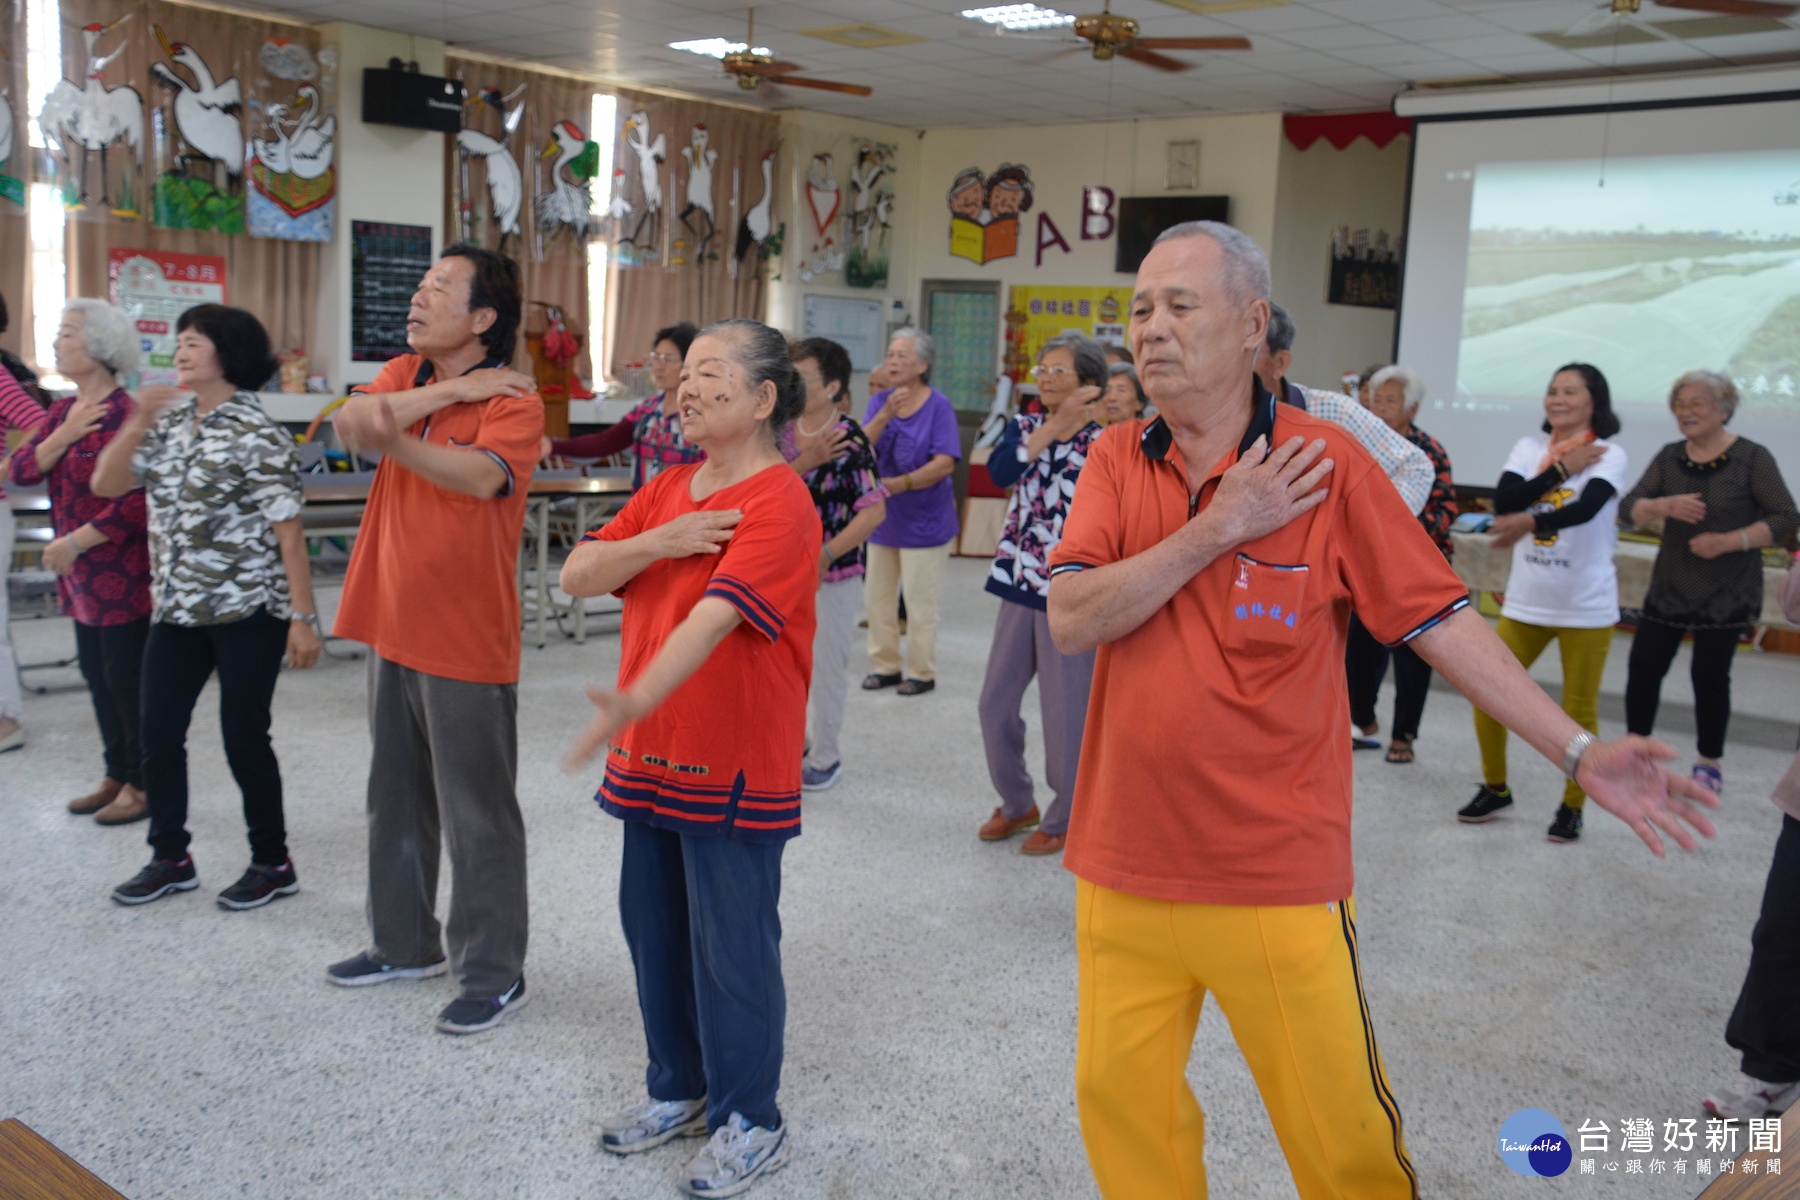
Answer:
[
  {"left": 10, "top": 301, "right": 152, "bottom": 819},
  {"left": 543, "top": 322, "right": 703, "bottom": 489},
  {"left": 786, "top": 337, "right": 887, "bottom": 792},
  {"left": 1345, "top": 365, "right": 1457, "bottom": 765},
  {"left": 92, "top": 304, "right": 321, "bottom": 912},
  {"left": 977, "top": 334, "right": 1107, "bottom": 857}
]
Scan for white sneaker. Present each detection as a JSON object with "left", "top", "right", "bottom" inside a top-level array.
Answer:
[
  {"left": 1702, "top": 1073, "right": 1800, "bottom": 1119},
  {"left": 599, "top": 1096, "right": 707, "bottom": 1154},
  {"left": 679, "top": 1112, "right": 789, "bottom": 1197}
]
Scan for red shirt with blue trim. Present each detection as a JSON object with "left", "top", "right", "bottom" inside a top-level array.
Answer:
[{"left": 585, "top": 461, "right": 822, "bottom": 842}]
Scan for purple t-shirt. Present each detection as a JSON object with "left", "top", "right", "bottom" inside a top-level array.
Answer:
[{"left": 865, "top": 387, "right": 962, "bottom": 549}]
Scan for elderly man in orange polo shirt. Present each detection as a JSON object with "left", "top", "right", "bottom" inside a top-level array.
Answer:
[
  {"left": 328, "top": 245, "right": 544, "bottom": 1037},
  {"left": 1046, "top": 221, "right": 1718, "bottom": 1200}
]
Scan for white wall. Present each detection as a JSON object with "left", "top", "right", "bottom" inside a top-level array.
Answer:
[
  {"left": 1269, "top": 135, "right": 1409, "bottom": 394},
  {"left": 909, "top": 113, "right": 1284, "bottom": 295},
  {"left": 314, "top": 24, "right": 447, "bottom": 390},
  {"left": 764, "top": 109, "right": 922, "bottom": 393}
]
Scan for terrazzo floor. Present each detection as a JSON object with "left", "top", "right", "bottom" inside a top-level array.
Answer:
[{"left": 2, "top": 556, "right": 1794, "bottom": 1200}]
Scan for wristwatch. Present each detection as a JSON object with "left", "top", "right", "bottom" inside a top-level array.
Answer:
[
  {"left": 291, "top": 612, "right": 323, "bottom": 636},
  {"left": 1561, "top": 730, "right": 1597, "bottom": 781}
]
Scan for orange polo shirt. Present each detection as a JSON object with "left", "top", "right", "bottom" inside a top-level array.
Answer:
[
  {"left": 1048, "top": 389, "right": 1469, "bottom": 906},
  {"left": 333, "top": 354, "right": 544, "bottom": 685}
]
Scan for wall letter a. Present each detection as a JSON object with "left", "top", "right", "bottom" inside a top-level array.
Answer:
[{"left": 1036, "top": 212, "right": 1072, "bottom": 267}]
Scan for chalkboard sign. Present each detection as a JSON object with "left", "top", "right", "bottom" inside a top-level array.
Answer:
[{"left": 351, "top": 220, "right": 433, "bottom": 362}]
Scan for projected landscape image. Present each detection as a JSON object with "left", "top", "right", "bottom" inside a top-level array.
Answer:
[{"left": 1458, "top": 151, "right": 1800, "bottom": 409}]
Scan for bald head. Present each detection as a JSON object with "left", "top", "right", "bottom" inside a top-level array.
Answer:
[
  {"left": 1129, "top": 232, "right": 1270, "bottom": 414},
  {"left": 1151, "top": 220, "right": 1271, "bottom": 308}
]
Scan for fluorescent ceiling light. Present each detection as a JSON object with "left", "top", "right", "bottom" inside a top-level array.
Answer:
[
  {"left": 960, "top": 4, "right": 1076, "bottom": 31},
  {"left": 669, "top": 38, "right": 774, "bottom": 59}
]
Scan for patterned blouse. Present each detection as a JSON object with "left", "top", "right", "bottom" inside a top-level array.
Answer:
[
  {"left": 550, "top": 392, "right": 704, "bottom": 490},
  {"left": 133, "top": 392, "right": 305, "bottom": 626},
  {"left": 9, "top": 389, "right": 153, "bottom": 626},
  {"left": 985, "top": 412, "right": 1102, "bottom": 611},
  {"left": 787, "top": 416, "right": 886, "bottom": 583},
  {"left": 624, "top": 393, "right": 703, "bottom": 490},
  {"left": 1620, "top": 436, "right": 1798, "bottom": 629},
  {"left": 1406, "top": 424, "right": 1458, "bottom": 561}
]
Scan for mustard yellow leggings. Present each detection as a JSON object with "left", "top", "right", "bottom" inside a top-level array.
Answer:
[{"left": 1474, "top": 617, "right": 1612, "bottom": 809}]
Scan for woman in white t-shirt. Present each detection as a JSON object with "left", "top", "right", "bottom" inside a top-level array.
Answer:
[{"left": 1457, "top": 363, "right": 1628, "bottom": 844}]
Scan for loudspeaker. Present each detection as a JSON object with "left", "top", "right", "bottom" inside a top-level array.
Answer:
[{"left": 362, "top": 68, "right": 465, "bottom": 134}]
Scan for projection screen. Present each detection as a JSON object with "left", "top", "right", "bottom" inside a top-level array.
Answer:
[{"left": 1395, "top": 72, "right": 1800, "bottom": 486}]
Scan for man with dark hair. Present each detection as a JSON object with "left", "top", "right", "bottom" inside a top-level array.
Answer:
[{"left": 328, "top": 244, "right": 545, "bottom": 1035}]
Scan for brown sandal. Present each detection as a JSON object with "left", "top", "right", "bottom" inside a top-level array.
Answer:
[{"left": 1385, "top": 738, "right": 1415, "bottom": 764}]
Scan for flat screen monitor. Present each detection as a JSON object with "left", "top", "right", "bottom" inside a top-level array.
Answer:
[{"left": 1115, "top": 195, "right": 1231, "bottom": 274}]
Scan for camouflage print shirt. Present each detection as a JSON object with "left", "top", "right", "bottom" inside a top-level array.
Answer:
[{"left": 133, "top": 391, "right": 305, "bottom": 626}]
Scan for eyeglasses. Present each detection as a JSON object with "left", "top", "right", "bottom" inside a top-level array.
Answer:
[
  {"left": 1671, "top": 397, "right": 1716, "bottom": 414},
  {"left": 646, "top": 352, "right": 683, "bottom": 365},
  {"left": 1031, "top": 364, "right": 1073, "bottom": 379}
]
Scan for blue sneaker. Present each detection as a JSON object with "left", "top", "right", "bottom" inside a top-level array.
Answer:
[
  {"left": 801, "top": 762, "right": 841, "bottom": 792},
  {"left": 433, "top": 976, "right": 528, "bottom": 1034}
]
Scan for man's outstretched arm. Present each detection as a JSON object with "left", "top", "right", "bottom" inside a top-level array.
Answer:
[{"left": 1411, "top": 608, "right": 1718, "bottom": 856}]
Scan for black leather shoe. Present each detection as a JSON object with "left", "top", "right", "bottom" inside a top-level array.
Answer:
[
  {"left": 896, "top": 678, "right": 935, "bottom": 696},
  {"left": 861, "top": 673, "right": 901, "bottom": 690}
]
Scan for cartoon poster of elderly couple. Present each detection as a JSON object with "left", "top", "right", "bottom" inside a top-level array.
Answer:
[{"left": 947, "top": 162, "right": 1034, "bottom": 266}]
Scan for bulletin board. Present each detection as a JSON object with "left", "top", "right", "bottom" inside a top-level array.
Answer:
[
  {"left": 1003, "top": 284, "right": 1132, "bottom": 380},
  {"left": 801, "top": 294, "right": 886, "bottom": 371},
  {"left": 351, "top": 221, "right": 433, "bottom": 362},
  {"left": 108, "top": 250, "right": 229, "bottom": 387}
]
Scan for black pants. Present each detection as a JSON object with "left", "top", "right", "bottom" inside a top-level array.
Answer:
[
  {"left": 1345, "top": 615, "right": 1435, "bottom": 742},
  {"left": 1624, "top": 619, "right": 1739, "bottom": 760},
  {"left": 141, "top": 611, "right": 290, "bottom": 865},
  {"left": 75, "top": 618, "right": 148, "bottom": 789},
  {"left": 1726, "top": 814, "right": 1800, "bottom": 1083}
]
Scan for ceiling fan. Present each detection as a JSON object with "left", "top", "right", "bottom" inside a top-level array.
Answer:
[
  {"left": 1563, "top": 0, "right": 1797, "bottom": 38},
  {"left": 1015, "top": 0, "right": 1252, "bottom": 72},
  {"left": 719, "top": 10, "right": 873, "bottom": 96}
]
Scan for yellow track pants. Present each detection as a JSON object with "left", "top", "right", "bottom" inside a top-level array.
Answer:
[
  {"left": 1473, "top": 617, "right": 1612, "bottom": 810},
  {"left": 1075, "top": 879, "right": 1417, "bottom": 1200}
]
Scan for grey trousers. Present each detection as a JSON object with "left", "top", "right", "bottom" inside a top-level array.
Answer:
[
  {"left": 365, "top": 655, "right": 527, "bottom": 999},
  {"left": 807, "top": 576, "right": 863, "bottom": 771},
  {"left": 978, "top": 600, "right": 1095, "bottom": 836}
]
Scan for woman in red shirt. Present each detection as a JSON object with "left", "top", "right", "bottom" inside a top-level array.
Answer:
[{"left": 561, "top": 318, "right": 819, "bottom": 1199}]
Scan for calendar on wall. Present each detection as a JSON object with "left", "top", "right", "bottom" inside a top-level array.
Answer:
[{"left": 351, "top": 221, "right": 434, "bottom": 362}]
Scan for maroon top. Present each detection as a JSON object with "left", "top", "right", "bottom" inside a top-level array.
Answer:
[{"left": 10, "top": 388, "right": 153, "bottom": 626}]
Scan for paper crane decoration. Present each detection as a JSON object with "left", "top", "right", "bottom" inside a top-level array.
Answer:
[
  {"left": 455, "top": 84, "right": 526, "bottom": 243},
  {"left": 679, "top": 124, "right": 718, "bottom": 263},
  {"left": 535, "top": 119, "right": 600, "bottom": 253},
  {"left": 619, "top": 110, "right": 665, "bottom": 251},
  {"left": 150, "top": 28, "right": 244, "bottom": 185},
  {"left": 735, "top": 149, "right": 776, "bottom": 268},
  {"left": 39, "top": 17, "right": 144, "bottom": 209}
]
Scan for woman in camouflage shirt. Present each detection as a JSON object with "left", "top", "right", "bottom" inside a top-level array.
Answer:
[{"left": 92, "top": 305, "right": 321, "bottom": 912}]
